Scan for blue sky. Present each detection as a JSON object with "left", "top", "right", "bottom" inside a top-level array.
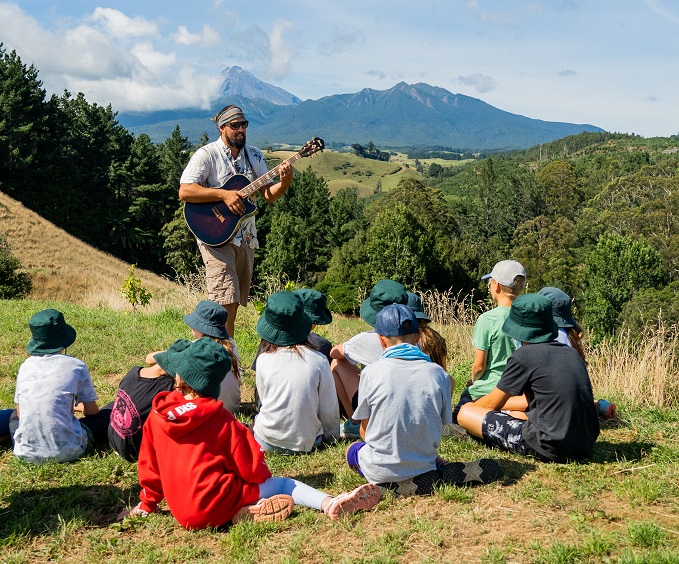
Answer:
[{"left": 1, "top": 1, "right": 677, "bottom": 137}]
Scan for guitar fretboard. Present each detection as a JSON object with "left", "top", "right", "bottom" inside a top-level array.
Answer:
[{"left": 239, "top": 152, "right": 304, "bottom": 198}]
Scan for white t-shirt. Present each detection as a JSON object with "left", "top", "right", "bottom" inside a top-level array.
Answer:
[
  {"left": 354, "top": 356, "right": 452, "bottom": 483},
  {"left": 218, "top": 338, "right": 241, "bottom": 414},
  {"left": 253, "top": 346, "right": 340, "bottom": 452},
  {"left": 13, "top": 354, "right": 98, "bottom": 463},
  {"left": 342, "top": 331, "right": 384, "bottom": 366},
  {"left": 180, "top": 139, "right": 269, "bottom": 248}
]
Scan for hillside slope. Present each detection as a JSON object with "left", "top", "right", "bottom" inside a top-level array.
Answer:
[{"left": 0, "top": 191, "right": 182, "bottom": 308}]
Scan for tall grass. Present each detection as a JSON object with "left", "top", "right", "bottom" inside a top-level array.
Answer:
[{"left": 588, "top": 322, "right": 679, "bottom": 408}]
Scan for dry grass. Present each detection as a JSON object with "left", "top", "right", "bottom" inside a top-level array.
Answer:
[
  {"left": 588, "top": 323, "right": 679, "bottom": 408},
  {"left": 0, "top": 191, "right": 204, "bottom": 313}
]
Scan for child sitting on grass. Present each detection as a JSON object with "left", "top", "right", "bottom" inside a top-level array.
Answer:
[
  {"left": 457, "top": 294, "right": 600, "bottom": 462},
  {"left": 453, "top": 260, "right": 526, "bottom": 423},
  {"left": 407, "top": 291, "right": 449, "bottom": 371},
  {"left": 119, "top": 337, "right": 380, "bottom": 528},
  {"left": 538, "top": 286, "right": 617, "bottom": 419},
  {"left": 11, "top": 309, "right": 109, "bottom": 463},
  {"left": 252, "top": 291, "right": 339, "bottom": 454},
  {"left": 107, "top": 339, "right": 190, "bottom": 462},
  {"left": 331, "top": 279, "right": 409, "bottom": 438},
  {"left": 147, "top": 300, "right": 241, "bottom": 414},
  {"left": 346, "top": 304, "right": 500, "bottom": 496}
]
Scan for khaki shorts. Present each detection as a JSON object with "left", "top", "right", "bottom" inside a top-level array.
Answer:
[{"left": 198, "top": 241, "right": 254, "bottom": 306}]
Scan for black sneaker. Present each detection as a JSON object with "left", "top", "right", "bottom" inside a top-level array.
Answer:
[
  {"left": 378, "top": 469, "right": 442, "bottom": 496},
  {"left": 438, "top": 458, "right": 500, "bottom": 486}
]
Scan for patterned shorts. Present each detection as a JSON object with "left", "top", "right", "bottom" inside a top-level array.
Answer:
[{"left": 481, "top": 411, "right": 545, "bottom": 459}]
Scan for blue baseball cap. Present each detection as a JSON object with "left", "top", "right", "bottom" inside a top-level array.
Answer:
[{"left": 375, "top": 304, "right": 420, "bottom": 337}]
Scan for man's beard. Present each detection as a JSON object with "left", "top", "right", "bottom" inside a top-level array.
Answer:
[{"left": 226, "top": 134, "right": 245, "bottom": 150}]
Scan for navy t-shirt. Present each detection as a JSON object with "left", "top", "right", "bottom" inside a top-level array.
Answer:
[
  {"left": 108, "top": 367, "right": 174, "bottom": 461},
  {"left": 498, "top": 341, "right": 600, "bottom": 462}
]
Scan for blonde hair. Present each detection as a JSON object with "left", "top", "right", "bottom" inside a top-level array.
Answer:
[
  {"left": 497, "top": 275, "right": 526, "bottom": 298},
  {"left": 204, "top": 335, "right": 240, "bottom": 380},
  {"left": 419, "top": 324, "right": 448, "bottom": 370},
  {"left": 565, "top": 324, "right": 587, "bottom": 364}
]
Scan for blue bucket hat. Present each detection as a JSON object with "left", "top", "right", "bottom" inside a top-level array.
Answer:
[
  {"left": 406, "top": 291, "right": 431, "bottom": 323},
  {"left": 538, "top": 287, "right": 577, "bottom": 328},
  {"left": 184, "top": 300, "right": 229, "bottom": 340}
]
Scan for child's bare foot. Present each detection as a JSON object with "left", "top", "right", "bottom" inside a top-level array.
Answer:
[
  {"left": 323, "top": 484, "right": 381, "bottom": 520},
  {"left": 232, "top": 494, "right": 294, "bottom": 524}
]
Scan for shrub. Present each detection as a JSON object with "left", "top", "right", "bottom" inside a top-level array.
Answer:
[
  {"left": 620, "top": 281, "right": 679, "bottom": 341},
  {"left": 314, "top": 281, "right": 360, "bottom": 314},
  {"left": 0, "top": 235, "right": 32, "bottom": 299}
]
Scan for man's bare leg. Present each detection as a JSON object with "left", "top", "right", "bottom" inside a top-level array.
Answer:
[{"left": 225, "top": 302, "right": 239, "bottom": 341}]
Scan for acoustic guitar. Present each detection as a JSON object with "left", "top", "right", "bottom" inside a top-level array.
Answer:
[{"left": 183, "top": 137, "right": 324, "bottom": 247}]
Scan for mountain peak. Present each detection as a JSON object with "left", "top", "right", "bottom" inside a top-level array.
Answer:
[{"left": 218, "top": 67, "right": 301, "bottom": 106}]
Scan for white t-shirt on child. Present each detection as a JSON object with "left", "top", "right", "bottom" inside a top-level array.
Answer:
[{"left": 13, "top": 354, "right": 98, "bottom": 463}]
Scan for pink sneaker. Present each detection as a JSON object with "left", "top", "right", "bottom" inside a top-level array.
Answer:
[
  {"left": 597, "top": 399, "right": 617, "bottom": 419},
  {"left": 323, "top": 484, "right": 381, "bottom": 520},
  {"left": 232, "top": 494, "right": 294, "bottom": 524}
]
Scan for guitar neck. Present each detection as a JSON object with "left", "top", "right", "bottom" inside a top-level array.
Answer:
[{"left": 240, "top": 152, "right": 303, "bottom": 198}]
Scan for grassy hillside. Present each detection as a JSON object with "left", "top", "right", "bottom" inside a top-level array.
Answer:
[
  {"left": 0, "top": 191, "right": 191, "bottom": 311},
  {"left": 271, "top": 149, "right": 425, "bottom": 196},
  {"left": 0, "top": 299, "right": 677, "bottom": 562}
]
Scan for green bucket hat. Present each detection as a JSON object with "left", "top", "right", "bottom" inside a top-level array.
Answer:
[
  {"left": 153, "top": 339, "right": 193, "bottom": 377},
  {"left": 502, "top": 294, "right": 559, "bottom": 344},
  {"left": 173, "top": 337, "right": 231, "bottom": 399},
  {"left": 293, "top": 288, "right": 332, "bottom": 325},
  {"left": 183, "top": 300, "right": 229, "bottom": 340},
  {"left": 406, "top": 291, "right": 431, "bottom": 323},
  {"left": 538, "top": 287, "right": 577, "bottom": 328},
  {"left": 360, "top": 279, "right": 408, "bottom": 327},
  {"left": 256, "top": 291, "right": 313, "bottom": 346},
  {"left": 27, "top": 309, "right": 77, "bottom": 356}
]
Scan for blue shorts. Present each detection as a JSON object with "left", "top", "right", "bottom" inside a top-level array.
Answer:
[
  {"left": 346, "top": 441, "right": 366, "bottom": 477},
  {"left": 481, "top": 411, "right": 546, "bottom": 460}
]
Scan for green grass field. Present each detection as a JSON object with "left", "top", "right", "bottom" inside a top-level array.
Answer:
[{"left": 1, "top": 299, "right": 678, "bottom": 563}]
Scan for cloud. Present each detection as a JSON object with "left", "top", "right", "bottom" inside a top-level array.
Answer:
[
  {"left": 457, "top": 73, "right": 497, "bottom": 93},
  {"left": 647, "top": 95, "right": 659, "bottom": 102},
  {"left": 90, "top": 7, "right": 159, "bottom": 40},
  {"left": 266, "top": 20, "right": 294, "bottom": 80},
  {"left": 367, "top": 70, "right": 386, "bottom": 80},
  {"left": 465, "top": 0, "right": 518, "bottom": 26},
  {"left": 172, "top": 24, "right": 220, "bottom": 47},
  {"left": 642, "top": 0, "right": 679, "bottom": 25},
  {"left": 0, "top": 3, "right": 223, "bottom": 111},
  {"left": 559, "top": 69, "right": 577, "bottom": 77},
  {"left": 319, "top": 29, "right": 364, "bottom": 57}
]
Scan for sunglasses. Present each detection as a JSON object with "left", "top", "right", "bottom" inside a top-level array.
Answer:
[{"left": 227, "top": 121, "right": 249, "bottom": 130}]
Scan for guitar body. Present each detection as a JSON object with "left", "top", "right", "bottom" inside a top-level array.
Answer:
[
  {"left": 182, "top": 137, "right": 324, "bottom": 247},
  {"left": 183, "top": 174, "right": 258, "bottom": 247}
]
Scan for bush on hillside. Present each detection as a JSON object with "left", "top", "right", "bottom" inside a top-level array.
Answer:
[
  {"left": 315, "top": 281, "right": 360, "bottom": 315},
  {"left": 620, "top": 281, "right": 679, "bottom": 341},
  {"left": 0, "top": 235, "right": 32, "bottom": 299}
]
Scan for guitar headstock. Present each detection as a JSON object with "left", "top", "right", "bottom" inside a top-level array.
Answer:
[{"left": 299, "top": 137, "right": 325, "bottom": 158}]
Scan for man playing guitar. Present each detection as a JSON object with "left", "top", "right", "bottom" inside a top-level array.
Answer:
[{"left": 179, "top": 105, "right": 293, "bottom": 339}]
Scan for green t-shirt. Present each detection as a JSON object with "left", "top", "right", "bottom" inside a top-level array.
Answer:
[{"left": 469, "top": 305, "right": 517, "bottom": 400}]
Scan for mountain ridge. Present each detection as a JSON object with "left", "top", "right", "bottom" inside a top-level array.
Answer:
[{"left": 117, "top": 70, "right": 604, "bottom": 151}]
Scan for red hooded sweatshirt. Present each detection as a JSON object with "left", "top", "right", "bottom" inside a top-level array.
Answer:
[{"left": 137, "top": 390, "right": 271, "bottom": 529}]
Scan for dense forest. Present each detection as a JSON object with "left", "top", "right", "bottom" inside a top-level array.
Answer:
[{"left": 2, "top": 45, "right": 679, "bottom": 341}]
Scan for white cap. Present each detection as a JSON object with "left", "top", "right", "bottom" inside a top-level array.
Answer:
[{"left": 481, "top": 260, "right": 526, "bottom": 289}]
